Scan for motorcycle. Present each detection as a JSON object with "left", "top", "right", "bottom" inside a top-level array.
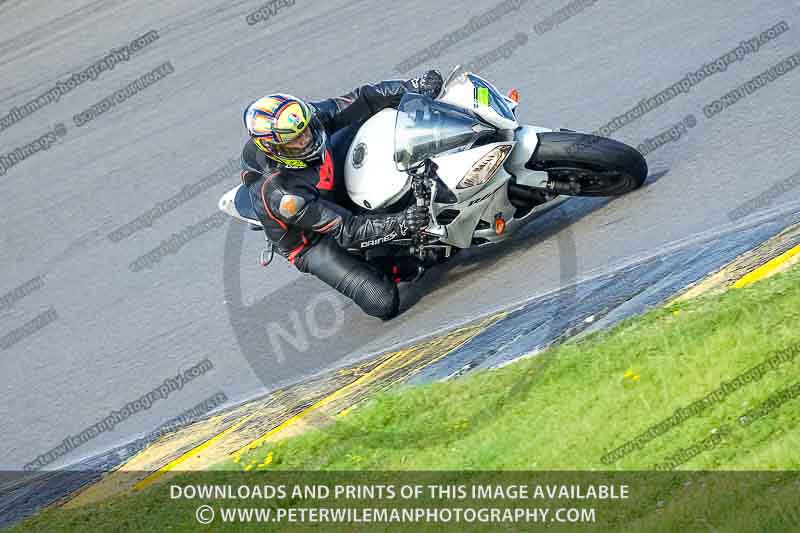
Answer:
[{"left": 219, "top": 66, "right": 647, "bottom": 275}]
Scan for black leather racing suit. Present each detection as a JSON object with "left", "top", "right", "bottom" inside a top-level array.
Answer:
[{"left": 241, "top": 79, "right": 420, "bottom": 319}]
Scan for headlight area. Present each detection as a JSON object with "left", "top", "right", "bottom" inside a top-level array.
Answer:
[{"left": 457, "top": 145, "right": 512, "bottom": 189}]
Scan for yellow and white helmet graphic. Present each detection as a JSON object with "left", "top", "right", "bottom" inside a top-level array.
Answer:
[
  {"left": 243, "top": 94, "right": 327, "bottom": 166},
  {"left": 244, "top": 94, "right": 310, "bottom": 144}
]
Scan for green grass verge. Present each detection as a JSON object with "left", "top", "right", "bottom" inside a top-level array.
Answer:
[
  {"left": 226, "top": 264, "right": 800, "bottom": 473},
  {"left": 10, "top": 264, "right": 800, "bottom": 532}
]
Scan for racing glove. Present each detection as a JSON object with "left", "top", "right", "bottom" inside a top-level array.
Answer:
[
  {"left": 269, "top": 184, "right": 431, "bottom": 249},
  {"left": 410, "top": 70, "right": 444, "bottom": 99},
  {"left": 329, "top": 204, "right": 429, "bottom": 249}
]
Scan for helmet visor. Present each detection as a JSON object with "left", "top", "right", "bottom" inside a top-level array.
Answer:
[{"left": 272, "top": 118, "right": 326, "bottom": 160}]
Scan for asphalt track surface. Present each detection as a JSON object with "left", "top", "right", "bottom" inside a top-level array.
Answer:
[{"left": 1, "top": 0, "right": 799, "bottom": 474}]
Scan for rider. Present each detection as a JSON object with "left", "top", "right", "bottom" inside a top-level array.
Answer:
[{"left": 240, "top": 71, "right": 444, "bottom": 320}]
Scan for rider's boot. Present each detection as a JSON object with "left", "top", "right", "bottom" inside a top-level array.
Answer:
[{"left": 372, "top": 256, "right": 425, "bottom": 283}]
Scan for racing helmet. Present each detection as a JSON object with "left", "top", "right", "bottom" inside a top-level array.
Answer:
[{"left": 243, "top": 93, "right": 327, "bottom": 167}]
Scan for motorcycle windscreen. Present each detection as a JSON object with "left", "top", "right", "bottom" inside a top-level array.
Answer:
[
  {"left": 442, "top": 65, "right": 517, "bottom": 122},
  {"left": 394, "top": 93, "right": 495, "bottom": 171}
]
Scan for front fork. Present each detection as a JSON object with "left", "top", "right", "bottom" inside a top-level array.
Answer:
[
  {"left": 406, "top": 159, "right": 457, "bottom": 273},
  {"left": 409, "top": 159, "right": 440, "bottom": 262}
]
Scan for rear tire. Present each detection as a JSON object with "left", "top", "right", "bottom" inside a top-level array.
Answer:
[{"left": 527, "top": 132, "right": 648, "bottom": 196}]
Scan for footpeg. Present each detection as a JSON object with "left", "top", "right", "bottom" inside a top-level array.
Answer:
[{"left": 259, "top": 235, "right": 274, "bottom": 267}]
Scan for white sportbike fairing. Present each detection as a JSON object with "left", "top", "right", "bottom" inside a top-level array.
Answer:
[{"left": 220, "top": 66, "right": 648, "bottom": 268}]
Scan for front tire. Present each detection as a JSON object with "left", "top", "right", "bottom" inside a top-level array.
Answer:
[{"left": 527, "top": 132, "right": 648, "bottom": 196}]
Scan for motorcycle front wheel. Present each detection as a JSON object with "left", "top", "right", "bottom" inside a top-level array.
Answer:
[{"left": 527, "top": 131, "right": 648, "bottom": 196}]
